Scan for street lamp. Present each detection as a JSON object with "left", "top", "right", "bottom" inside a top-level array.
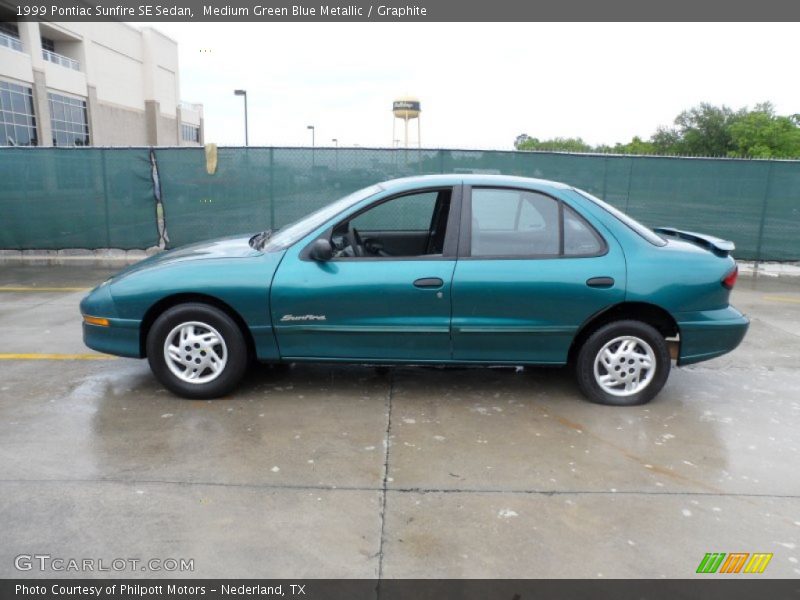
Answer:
[
  {"left": 307, "top": 125, "right": 315, "bottom": 167},
  {"left": 306, "top": 125, "right": 315, "bottom": 147},
  {"left": 331, "top": 138, "right": 339, "bottom": 170},
  {"left": 233, "top": 89, "right": 248, "bottom": 146}
]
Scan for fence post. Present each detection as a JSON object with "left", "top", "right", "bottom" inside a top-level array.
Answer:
[
  {"left": 269, "top": 147, "right": 275, "bottom": 230},
  {"left": 439, "top": 149, "right": 445, "bottom": 174},
  {"left": 754, "top": 160, "right": 774, "bottom": 265},
  {"left": 601, "top": 155, "right": 608, "bottom": 200},
  {"left": 623, "top": 156, "right": 635, "bottom": 211},
  {"left": 100, "top": 148, "right": 111, "bottom": 248}
]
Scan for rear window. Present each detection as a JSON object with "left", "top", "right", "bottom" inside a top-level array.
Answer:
[{"left": 574, "top": 188, "right": 666, "bottom": 247}]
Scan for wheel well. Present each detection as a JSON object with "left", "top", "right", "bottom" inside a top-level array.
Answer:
[
  {"left": 567, "top": 302, "right": 679, "bottom": 365},
  {"left": 139, "top": 293, "right": 257, "bottom": 359}
]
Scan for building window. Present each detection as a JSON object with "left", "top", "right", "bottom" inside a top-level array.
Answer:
[
  {"left": 0, "top": 21, "right": 23, "bottom": 52},
  {"left": 48, "top": 92, "right": 89, "bottom": 146},
  {"left": 41, "top": 37, "right": 55, "bottom": 52},
  {"left": 181, "top": 123, "right": 200, "bottom": 143},
  {"left": 0, "top": 22, "right": 19, "bottom": 37},
  {"left": 0, "top": 80, "right": 38, "bottom": 146}
]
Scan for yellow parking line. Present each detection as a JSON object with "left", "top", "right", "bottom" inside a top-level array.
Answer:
[
  {"left": 0, "top": 286, "right": 90, "bottom": 292},
  {"left": 0, "top": 353, "right": 117, "bottom": 360},
  {"left": 763, "top": 295, "right": 800, "bottom": 305}
]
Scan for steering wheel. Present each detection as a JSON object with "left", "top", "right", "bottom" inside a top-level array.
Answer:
[
  {"left": 347, "top": 226, "right": 365, "bottom": 257},
  {"left": 364, "top": 238, "right": 391, "bottom": 257}
]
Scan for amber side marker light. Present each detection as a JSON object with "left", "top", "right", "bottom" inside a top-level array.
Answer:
[{"left": 83, "top": 315, "right": 110, "bottom": 327}]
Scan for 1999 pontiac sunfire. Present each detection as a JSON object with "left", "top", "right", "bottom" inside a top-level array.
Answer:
[{"left": 81, "top": 175, "right": 748, "bottom": 406}]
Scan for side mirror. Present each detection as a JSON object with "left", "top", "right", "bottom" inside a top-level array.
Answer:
[{"left": 309, "top": 238, "right": 334, "bottom": 261}]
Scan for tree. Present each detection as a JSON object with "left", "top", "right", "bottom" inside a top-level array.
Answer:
[
  {"left": 649, "top": 127, "right": 682, "bottom": 154},
  {"left": 515, "top": 136, "right": 593, "bottom": 153},
  {"left": 513, "top": 102, "right": 800, "bottom": 158},
  {"left": 728, "top": 103, "right": 800, "bottom": 158},
  {"left": 673, "top": 103, "right": 740, "bottom": 156},
  {"left": 612, "top": 136, "right": 657, "bottom": 155},
  {"left": 514, "top": 133, "right": 532, "bottom": 149}
]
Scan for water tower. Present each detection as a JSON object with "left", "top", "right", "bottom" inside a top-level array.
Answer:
[{"left": 392, "top": 96, "right": 421, "bottom": 148}]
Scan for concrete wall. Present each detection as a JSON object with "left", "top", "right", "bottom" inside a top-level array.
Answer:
[
  {"left": 90, "top": 42, "right": 146, "bottom": 110},
  {"left": 88, "top": 86, "right": 148, "bottom": 147},
  {"left": 158, "top": 113, "right": 179, "bottom": 146},
  {"left": 31, "top": 69, "right": 52, "bottom": 147},
  {"left": 0, "top": 45, "right": 32, "bottom": 84},
  {"left": 42, "top": 60, "right": 86, "bottom": 97}
]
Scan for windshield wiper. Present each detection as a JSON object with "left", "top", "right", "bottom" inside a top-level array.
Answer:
[{"left": 248, "top": 229, "right": 273, "bottom": 250}]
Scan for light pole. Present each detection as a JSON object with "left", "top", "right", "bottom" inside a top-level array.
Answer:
[
  {"left": 307, "top": 125, "right": 315, "bottom": 147},
  {"left": 307, "top": 125, "right": 315, "bottom": 167},
  {"left": 233, "top": 89, "right": 248, "bottom": 146},
  {"left": 332, "top": 138, "right": 338, "bottom": 170}
]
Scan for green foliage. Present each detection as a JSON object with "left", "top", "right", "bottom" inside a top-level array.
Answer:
[
  {"left": 515, "top": 136, "right": 593, "bottom": 153},
  {"left": 515, "top": 102, "right": 800, "bottom": 158},
  {"left": 671, "top": 103, "right": 738, "bottom": 156},
  {"left": 728, "top": 103, "right": 800, "bottom": 158},
  {"left": 612, "top": 136, "right": 658, "bottom": 155}
]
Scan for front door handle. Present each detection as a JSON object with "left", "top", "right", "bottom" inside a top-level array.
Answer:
[
  {"left": 586, "top": 276, "right": 615, "bottom": 288},
  {"left": 413, "top": 277, "right": 444, "bottom": 288}
]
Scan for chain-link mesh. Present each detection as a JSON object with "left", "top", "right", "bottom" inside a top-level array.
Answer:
[
  {"left": 1, "top": 147, "right": 798, "bottom": 259},
  {"left": 0, "top": 148, "right": 157, "bottom": 249}
]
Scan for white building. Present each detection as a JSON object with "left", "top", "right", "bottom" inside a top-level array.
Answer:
[{"left": 0, "top": 17, "right": 203, "bottom": 147}]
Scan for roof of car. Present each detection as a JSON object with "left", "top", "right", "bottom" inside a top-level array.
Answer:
[{"left": 378, "top": 173, "right": 573, "bottom": 192}]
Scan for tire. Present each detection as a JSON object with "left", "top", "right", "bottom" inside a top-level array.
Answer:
[
  {"left": 146, "top": 303, "right": 249, "bottom": 399},
  {"left": 575, "top": 320, "right": 671, "bottom": 406}
]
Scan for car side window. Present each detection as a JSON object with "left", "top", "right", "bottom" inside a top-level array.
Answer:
[
  {"left": 332, "top": 189, "right": 452, "bottom": 258},
  {"left": 563, "top": 204, "right": 604, "bottom": 256},
  {"left": 350, "top": 191, "right": 438, "bottom": 231},
  {"left": 471, "top": 188, "right": 559, "bottom": 257}
]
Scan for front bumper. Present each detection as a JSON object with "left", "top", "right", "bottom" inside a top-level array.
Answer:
[
  {"left": 82, "top": 319, "right": 143, "bottom": 359},
  {"left": 80, "top": 283, "right": 142, "bottom": 358},
  {"left": 676, "top": 305, "right": 750, "bottom": 366}
]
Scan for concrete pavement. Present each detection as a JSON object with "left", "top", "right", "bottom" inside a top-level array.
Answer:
[{"left": 0, "top": 262, "right": 798, "bottom": 578}]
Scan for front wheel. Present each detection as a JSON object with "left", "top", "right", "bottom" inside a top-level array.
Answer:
[
  {"left": 576, "top": 320, "right": 671, "bottom": 406},
  {"left": 146, "top": 303, "right": 248, "bottom": 399}
]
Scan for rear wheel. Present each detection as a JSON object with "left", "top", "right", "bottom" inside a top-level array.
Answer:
[
  {"left": 146, "top": 303, "right": 248, "bottom": 399},
  {"left": 576, "top": 320, "right": 670, "bottom": 406}
]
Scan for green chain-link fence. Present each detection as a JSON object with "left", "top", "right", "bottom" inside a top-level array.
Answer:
[
  {"left": 0, "top": 148, "right": 156, "bottom": 249},
  {"left": 1, "top": 147, "right": 798, "bottom": 259}
]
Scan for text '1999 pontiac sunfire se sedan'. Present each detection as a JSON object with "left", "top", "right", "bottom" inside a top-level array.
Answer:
[{"left": 80, "top": 175, "right": 749, "bottom": 406}]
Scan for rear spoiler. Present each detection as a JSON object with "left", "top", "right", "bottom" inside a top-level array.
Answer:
[{"left": 653, "top": 227, "right": 735, "bottom": 257}]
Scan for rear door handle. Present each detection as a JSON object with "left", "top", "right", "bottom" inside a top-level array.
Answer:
[
  {"left": 413, "top": 277, "right": 444, "bottom": 288},
  {"left": 586, "top": 276, "right": 615, "bottom": 288}
]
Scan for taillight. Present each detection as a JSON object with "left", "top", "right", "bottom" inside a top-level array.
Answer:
[{"left": 722, "top": 265, "right": 738, "bottom": 289}]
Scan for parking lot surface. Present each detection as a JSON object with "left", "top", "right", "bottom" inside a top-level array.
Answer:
[{"left": 0, "top": 261, "right": 798, "bottom": 578}]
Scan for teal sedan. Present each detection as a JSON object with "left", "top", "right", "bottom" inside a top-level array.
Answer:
[{"left": 80, "top": 175, "right": 748, "bottom": 406}]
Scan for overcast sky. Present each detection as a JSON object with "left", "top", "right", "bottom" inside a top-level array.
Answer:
[{"left": 147, "top": 22, "right": 798, "bottom": 149}]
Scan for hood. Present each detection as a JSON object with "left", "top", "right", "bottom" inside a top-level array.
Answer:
[{"left": 111, "top": 234, "right": 263, "bottom": 281}]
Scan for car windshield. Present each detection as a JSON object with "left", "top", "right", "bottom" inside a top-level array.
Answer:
[
  {"left": 262, "top": 184, "right": 382, "bottom": 251},
  {"left": 574, "top": 188, "right": 666, "bottom": 246}
]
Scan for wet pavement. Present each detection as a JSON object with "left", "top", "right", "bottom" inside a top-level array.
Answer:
[{"left": 0, "top": 261, "right": 798, "bottom": 578}]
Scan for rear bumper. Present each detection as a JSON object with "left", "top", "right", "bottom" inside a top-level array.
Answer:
[
  {"left": 675, "top": 306, "right": 749, "bottom": 366},
  {"left": 82, "top": 319, "right": 142, "bottom": 359}
]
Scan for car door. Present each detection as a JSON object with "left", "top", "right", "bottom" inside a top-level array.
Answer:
[
  {"left": 270, "top": 186, "right": 461, "bottom": 361},
  {"left": 451, "top": 185, "right": 625, "bottom": 363}
]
